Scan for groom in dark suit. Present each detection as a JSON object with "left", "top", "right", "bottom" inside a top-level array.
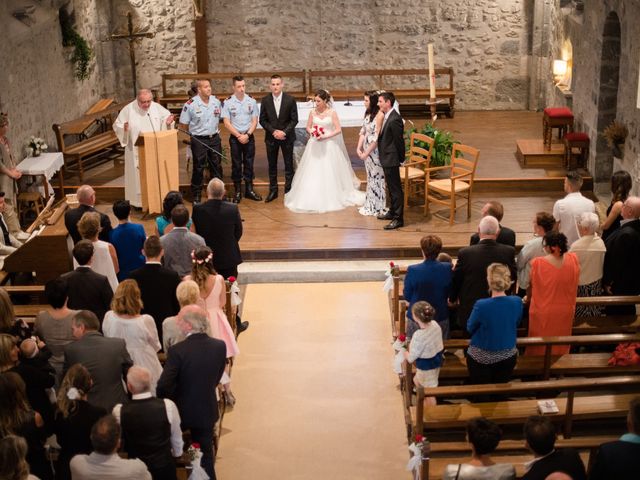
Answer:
[
  {"left": 377, "top": 91, "right": 405, "bottom": 229},
  {"left": 259, "top": 74, "right": 298, "bottom": 202}
]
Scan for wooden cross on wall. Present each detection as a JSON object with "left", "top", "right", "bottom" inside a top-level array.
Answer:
[{"left": 110, "top": 12, "right": 154, "bottom": 99}]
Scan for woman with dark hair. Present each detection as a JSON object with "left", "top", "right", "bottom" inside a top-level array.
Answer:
[
  {"left": 34, "top": 278, "right": 78, "bottom": 386},
  {"left": 285, "top": 89, "right": 365, "bottom": 213},
  {"left": 155, "top": 190, "right": 195, "bottom": 236},
  {"left": 516, "top": 211, "right": 556, "bottom": 295},
  {"left": 526, "top": 231, "right": 580, "bottom": 355},
  {"left": 54, "top": 364, "right": 106, "bottom": 480},
  {"left": 356, "top": 90, "right": 386, "bottom": 216},
  {"left": 185, "top": 246, "right": 238, "bottom": 405},
  {"left": 0, "top": 372, "right": 52, "bottom": 480},
  {"left": 601, "top": 170, "right": 632, "bottom": 241},
  {"left": 442, "top": 417, "right": 515, "bottom": 479}
]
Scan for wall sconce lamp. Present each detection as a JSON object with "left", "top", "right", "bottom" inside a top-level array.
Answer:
[{"left": 553, "top": 60, "right": 568, "bottom": 84}]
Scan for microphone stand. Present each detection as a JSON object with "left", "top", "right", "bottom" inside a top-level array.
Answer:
[
  {"left": 147, "top": 113, "right": 163, "bottom": 216},
  {"left": 176, "top": 127, "right": 227, "bottom": 161}
]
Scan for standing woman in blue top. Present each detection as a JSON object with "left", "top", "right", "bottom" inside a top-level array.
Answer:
[
  {"left": 154, "top": 191, "right": 194, "bottom": 236},
  {"left": 466, "top": 263, "right": 522, "bottom": 384},
  {"left": 109, "top": 200, "right": 146, "bottom": 281}
]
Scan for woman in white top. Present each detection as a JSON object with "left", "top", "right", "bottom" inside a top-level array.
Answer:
[
  {"left": 76, "top": 211, "right": 119, "bottom": 292},
  {"left": 570, "top": 212, "right": 606, "bottom": 317},
  {"left": 103, "top": 280, "right": 162, "bottom": 393}
]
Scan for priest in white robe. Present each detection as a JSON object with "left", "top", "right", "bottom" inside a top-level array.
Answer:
[{"left": 113, "top": 89, "right": 174, "bottom": 207}]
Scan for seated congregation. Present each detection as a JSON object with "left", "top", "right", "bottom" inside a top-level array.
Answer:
[
  {"left": 0, "top": 179, "right": 247, "bottom": 480},
  {"left": 394, "top": 170, "right": 640, "bottom": 478}
]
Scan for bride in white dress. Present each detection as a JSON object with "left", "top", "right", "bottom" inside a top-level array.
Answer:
[{"left": 284, "top": 89, "right": 365, "bottom": 213}]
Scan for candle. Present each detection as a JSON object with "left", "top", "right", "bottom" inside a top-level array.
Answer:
[{"left": 428, "top": 43, "right": 436, "bottom": 100}]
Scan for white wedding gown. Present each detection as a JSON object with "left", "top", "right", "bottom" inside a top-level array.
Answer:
[{"left": 285, "top": 115, "right": 365, "bottom": 213}]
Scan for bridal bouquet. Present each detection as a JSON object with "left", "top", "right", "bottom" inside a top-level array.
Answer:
[
  {"left": 311, "top": 125, "right": 325, "bottom": 138},
  {"left": 26, "top": 136, "right": 48, "bottom": 157}
]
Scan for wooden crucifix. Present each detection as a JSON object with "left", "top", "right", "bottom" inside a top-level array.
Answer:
[
  {"left": 110, "top": 12, "right": 154, "bottom": 99},
  {"left": 193, "top": 0, "right": 209, "bottom": 73}
]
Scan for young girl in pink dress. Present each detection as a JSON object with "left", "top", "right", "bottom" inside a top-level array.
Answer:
[{"left": 185, "top": 246, "right": 239, "bottom": 406}]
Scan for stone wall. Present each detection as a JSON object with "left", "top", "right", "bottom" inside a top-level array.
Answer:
[
  {"left": 0, "top": 0, "right": 108, "bottom": 157},
  {"left": 549, "top": 0, "right": 640, "bottom": 185}
]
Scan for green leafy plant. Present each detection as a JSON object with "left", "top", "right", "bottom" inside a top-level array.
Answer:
[
  {"left": 404, "top": 122, "right": 460, "bottom": 167},
  {"left": 59, "top": 8, "right": 93, "bottom": 81}
]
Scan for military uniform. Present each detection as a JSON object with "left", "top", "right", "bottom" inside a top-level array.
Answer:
[
  {"left": 221, "top": 94, "right": 261, "bottom": 202},
  {"left": 179, "top": 95, "right": 222, "bottom": 203}
]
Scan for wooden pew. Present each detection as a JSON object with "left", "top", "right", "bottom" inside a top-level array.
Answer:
[
  {"left": 410, "top": 375, "right": 640, "bottom": 441},
  {"left": 308, "top": 68, "right": 456, "bottom": 117},
  {"left": 420, "top": 436, "right": 613, "bottom": 480},
  {"left": 158, "top": 71, "right": 309, "bottom": 111},
  {"left": 52, "top": 103, "right": 126, "bottom": 182},
  {"left": 61, "top": 98, "right": 115, "bottom": 140}
]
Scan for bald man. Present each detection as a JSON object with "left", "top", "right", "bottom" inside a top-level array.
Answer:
[
  {"left": 113, "top": 89, "right": 174, "bottom": 208},
  {"left": 63, "top": 185, "right": 112, "bottom": 243},
  {"left": 603, "top": 196, "right": 640, "bottom": 314}
]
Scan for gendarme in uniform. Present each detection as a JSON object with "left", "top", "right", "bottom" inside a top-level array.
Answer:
[
  {"left": 221, "top": 94, "right": 260, "bottom": 201},
  {"left": 179, "top": 94, "right": 222, "bottom": 203}
]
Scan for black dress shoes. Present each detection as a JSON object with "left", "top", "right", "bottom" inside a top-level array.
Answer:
[
  {"left": 377, "top": 212, "right": 394, "bottom": 220},
  {"left": 265, "top": 190, "right": 278, "bottom": 203},
  {"left": 236, "top": 320, "right": 249, "bottom": 335},
  {"left": 233, "top": 191, "right": 242, "bottom": 204},
  {"left": 384, "top": 219, "right": 404, "bottom": 230},
  {"left": 245, "top": 189, "right": 262, "bottom": 201}
]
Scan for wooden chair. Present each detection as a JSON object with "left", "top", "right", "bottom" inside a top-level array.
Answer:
[
  {"left": 424, "top": 143, "right": 480, "bottom": 224},
  {"left": 400, "top": 133, "right": 434, "bottom": 209}
]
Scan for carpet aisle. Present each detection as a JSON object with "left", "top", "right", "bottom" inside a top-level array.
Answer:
[{"left": 215, "top": 282, "right": 409, "bottom": 479}]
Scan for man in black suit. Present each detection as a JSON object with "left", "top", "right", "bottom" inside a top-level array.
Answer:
[
  {"left": 130, "top": 236, "right": 181, "bottom": 349},
  {"left": 589, "top": 397, "right": 640, "bottom": 479},
  {"left": 64, "top": 310, "right": 133, "bottom": 411},
  {"left": 157, "top": 305, "right": 227, "bottom": 480},
  {"left": 521, "top": 416, "right": 586, "bottom": 480},
  {"left": 376, "top": 91, "right": 405, "bottom": 229},
  {"left": 192, "top": 178, "right": 242, "bottom": 279},
  {"left": 64, "top": 185, "right": 112, "bottom": 243},
  {"left": 259, "top": 74, "right": 298, "bottom": 202},
  {"left": 450, "top": 215, "right": 516, "bottom": 331},
  {"left": 603, "top": 196, "right": 640, "bottom": 314},
  {"left": 470, "top": 200, "right": 516, "bottom": 246},
  {"left": 61, "top": 240, "right": 113, "bottom": 322}
]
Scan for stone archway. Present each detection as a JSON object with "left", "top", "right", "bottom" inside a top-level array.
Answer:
[{"left": 594, "top": 11, "right": 621, "bottom": 181}]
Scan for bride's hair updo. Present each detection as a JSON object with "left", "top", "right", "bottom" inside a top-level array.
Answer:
[{"left": 315, "top": 89, "right": 332, "bottom": 106}]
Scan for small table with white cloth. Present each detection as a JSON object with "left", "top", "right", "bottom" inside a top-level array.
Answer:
[{"left": 16, "top": 152, "right": 65, "bottom": 199}]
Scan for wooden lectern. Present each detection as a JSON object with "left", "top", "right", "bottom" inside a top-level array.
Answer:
[{"left": 135, "top": 130, "right": 179, "bottom": 214}]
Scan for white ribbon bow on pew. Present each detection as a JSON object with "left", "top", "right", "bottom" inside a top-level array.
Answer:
[
  {"left": 188, "top": 451, "right": 209, "bottom": 480},
  {"left": 406, "top": 441, "right": 423, "bottom": 480},
  {"left": 230, "top": 282, "right": 242, "bottom": 307},
  {"left": 393, "top": 348, "right": 406, "bottom": 374},
  {"left": 383, "top": 263, "right": 395, "bottom": 292}
]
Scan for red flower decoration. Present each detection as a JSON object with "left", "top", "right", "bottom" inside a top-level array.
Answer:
[
  {"left": 228, "top": 276, "right": 236, "bottom": 283},
  {"left": 398, "top": 334, "right": 406, "bottom": 342},
  {"left": 191, "top": 442, "right": 200, "bottom": 449},
  {"left": 389, "top": 261, "right": 395, "bottom": 267},
  {"left": 415, "top": 435, "right": 424, "bottom": 443}
]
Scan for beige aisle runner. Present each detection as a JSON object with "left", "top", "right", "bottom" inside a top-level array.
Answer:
[{"left": 216, "top": 282, "right": 408, "bottom": 479}]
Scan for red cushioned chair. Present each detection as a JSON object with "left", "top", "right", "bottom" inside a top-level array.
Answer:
[
  {"left": 543, "top": 107, "right": 574, "bottom": 150},
  {"left": 563, "top": 132, "right": 590, "bottom": 169}
]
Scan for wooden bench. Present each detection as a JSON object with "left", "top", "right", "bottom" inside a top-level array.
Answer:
[
  {"left": 410, "top": 375, "right": 640, "bottom": 441},
  {"left": 52, "top": 103, "right": 125, "bottom": 181},
  {"left": 158, "top": 71, "right": 309, "bottom": 111},
  {"left": 308, "top": 68, "right": 456, "bottom": 117},
  {"left": 420, "top": 436, "right": 614, "bottom": 480},
  {"left": 62, "top": 98, "right": 115, "bottom": 140}
]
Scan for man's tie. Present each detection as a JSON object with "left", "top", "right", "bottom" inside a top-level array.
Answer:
[{"left": 0, "top": 215, "right": 11, "bottom": 246}]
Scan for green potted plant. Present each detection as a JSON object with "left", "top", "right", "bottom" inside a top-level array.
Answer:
[
  {"left": 404, "top": 122, "right": 460, "bottom": 168},
  {"left": 602, "top": 120, "right": 628, "bottom": 158}
]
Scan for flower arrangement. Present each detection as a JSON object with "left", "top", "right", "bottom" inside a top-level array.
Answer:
[
  {"left": 311, "top": 125, "right": 325, "bottom": 138},
  {"left": 26, "top": 136, "right": 48, "bottom": 157}
]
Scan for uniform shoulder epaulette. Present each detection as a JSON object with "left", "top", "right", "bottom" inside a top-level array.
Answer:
[
  {"left": 225, "top": 96, "right": 232, "bottom": 101},
  {"left": 247, "top": 94, "right": 254, "bottom": 99},
  {"left": 186, "top": 98, "right": 194, "bottom": 105}
]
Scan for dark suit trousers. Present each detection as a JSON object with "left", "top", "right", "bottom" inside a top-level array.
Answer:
[
  {"left": 190, "top": 427, "right": 216, "bottom": 480},
  {"left": 216, "top": 266, "right": 238, "bottom": 279},
  {"left": 191, "top": 134, "right": 223, "bottom": 191},
  {"left": 229, "top": 135, "right": 255, "bottom": 184},
  {"left": 383, "top": 166, "right": 403, "bottom": 220},
  {"left": 266, "top": 139, "right": 294, "bottom": 190}
]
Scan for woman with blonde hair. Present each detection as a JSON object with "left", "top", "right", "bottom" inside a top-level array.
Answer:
[
  {"left": 102, "top": 279, "right": 162, "bottom": 392},
  {"left": 466, "top": 263, "right": 523, "bottom": 384},
  {"left": 76, "top": 211, "right": 119, "bottom": 291},
  {"left": 54, "top": 364, "right": 106, "bottom": 480},
  {"left": 0, "top": 288, "right": 32, "bottom": 342},
  {"left": 0, "top": 435, "right": 39, "bottom": 480},
  {"left": 186, "top": 246, "right": 239, "bottom": 406},
  {"left": 162, "top": 279, "right": 201, "bottom": 352}
]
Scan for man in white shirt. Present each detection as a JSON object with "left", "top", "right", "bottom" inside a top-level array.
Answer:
[
  {"left": 113, "top": 366, "right": 183, "bottom": 480},
  {"left": 552, "top": 171, "right": 595, "bottom": 246},
  {"left": 113, "top": 89, "right": 174, "bottom": 207},
  {"left": 70, "top": 414, "right": 151, "bottom": 480}
]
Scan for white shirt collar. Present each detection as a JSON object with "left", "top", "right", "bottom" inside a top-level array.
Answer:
[
  {"left": 131, "top": 392, "right": 153, "bottom": 400},
  {"left": 524, "top": 449, "right": 555, "bottom": 471},
  {"left": 145, "top": 261, "right": 162, "bottom": 265}
]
